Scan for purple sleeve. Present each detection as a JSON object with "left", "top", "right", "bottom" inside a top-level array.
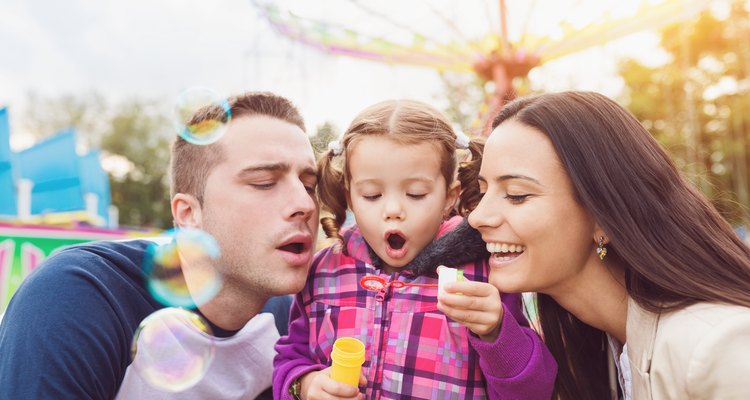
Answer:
[
  {"left": 272, "top": 292, "right": 327, "bottom": 400},
  {"left": 469, "top": 293, "right": 557, "bottom": 400}
]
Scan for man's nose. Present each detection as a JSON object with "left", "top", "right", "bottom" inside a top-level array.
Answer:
[{"left": 286, "top": 181, "right": 316, "bottom": 220}]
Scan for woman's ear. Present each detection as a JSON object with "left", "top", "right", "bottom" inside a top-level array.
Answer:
[
  {"left": 171, "top": 193, "right": 202, "bottom": 228},
  {"left": 592, "top": 222, "right": 608, "bottom": 245},
  {"left": 443, "top": 181, "right": 461, "bottom": 218}
]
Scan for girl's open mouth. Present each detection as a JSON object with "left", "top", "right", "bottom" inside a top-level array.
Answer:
[{"left": 384, "top": 230, "right": 408, "bottom": 259}]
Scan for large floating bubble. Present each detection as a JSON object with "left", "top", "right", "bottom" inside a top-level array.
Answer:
[
  {"left": 173, "top": 87, "right": 231, "bottom": 145},
  {"left": 131, "top": 307, "right": 215, "bottom": 392},
  {"left": 143, "top": 227, "right": 222, "bottom": 309}
]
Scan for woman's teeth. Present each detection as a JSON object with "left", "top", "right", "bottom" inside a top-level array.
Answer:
[{"left": 485, "top": 243, "right": 526, "bottom": 253}]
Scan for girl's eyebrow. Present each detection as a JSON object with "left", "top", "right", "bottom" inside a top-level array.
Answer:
[{"left": 353, "top": 176, "right": 434, "bottom": 185}]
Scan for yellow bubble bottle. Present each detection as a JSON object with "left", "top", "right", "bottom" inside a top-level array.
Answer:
[{"left": 330, "top": 337, "right": 365, "bottom": 387}]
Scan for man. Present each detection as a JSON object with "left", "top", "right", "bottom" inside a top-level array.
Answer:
[{"left": 0, "top": 92, "right": 319, "bottom": 399}]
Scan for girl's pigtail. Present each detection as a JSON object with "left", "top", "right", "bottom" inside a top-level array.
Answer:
[
  {"left": 456, "top": 137, "right": 485, "bottom": 217},
  {"left": 317, "top": 149, "right": 348, "bottom": 240}
]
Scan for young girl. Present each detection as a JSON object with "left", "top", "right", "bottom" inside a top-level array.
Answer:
[{"left": 273, "top": 99, "right": 556, "bottom": 399}]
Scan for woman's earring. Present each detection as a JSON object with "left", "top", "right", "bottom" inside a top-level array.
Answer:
[{"left": 596, "top": 236, "right": 608, "bottom": 261}]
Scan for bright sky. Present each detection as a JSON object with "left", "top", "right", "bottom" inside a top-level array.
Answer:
[{"left": 1, "top": 0, "right": 728, "bottom": 151}]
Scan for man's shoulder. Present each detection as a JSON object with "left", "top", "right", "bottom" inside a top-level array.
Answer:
[
  {"left": 0, "top": 238, "right": 163, "bottom": 400},
  {"left": 17, "top": 238, "right": 158, "bottom": 309},
  {"left": 57, "top": 237, "right": 157, "bottom": 258},
  {"left": 41, "top": 238, "right": 155, "bottom": 276}
]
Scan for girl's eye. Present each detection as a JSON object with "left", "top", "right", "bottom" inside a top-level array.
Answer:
[
  {"left": 363, "top": 194, "right": 381, "bottom": 201},
  {"left": 504, "top": 194, "right": 530, "bottom": 204},
  {"left": 407, "top": 193, "right": 427, "bottom": 199}
]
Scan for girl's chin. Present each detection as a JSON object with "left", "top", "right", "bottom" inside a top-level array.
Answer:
[{"left": 378, "top": 255, "right": 412, "bottom": 271}]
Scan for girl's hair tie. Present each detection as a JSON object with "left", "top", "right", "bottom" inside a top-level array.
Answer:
[
  {"left": 455, "top": 131, "right": 470, "bottom": 150},
  {"left": 327, "top": 140, "right": 343, "bottom": 156}
]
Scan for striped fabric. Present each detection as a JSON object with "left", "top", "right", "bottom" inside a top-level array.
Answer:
[{"left": 300, "top": 218, "right": 489, "bottom": 399}]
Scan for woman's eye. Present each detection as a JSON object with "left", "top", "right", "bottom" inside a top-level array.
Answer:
[
  {"left": 504, "top": 194, "right": 530, "bottom": 204},
  {"left": 363, "top": 194, "right": 381, "bottom": 201},
  {"left": 407, "top": 193, "right": 427, "bottom": 199}
]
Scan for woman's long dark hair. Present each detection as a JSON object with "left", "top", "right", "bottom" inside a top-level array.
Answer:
[{"left": 463, "top": 91, "right": 750, "bottom": 399}]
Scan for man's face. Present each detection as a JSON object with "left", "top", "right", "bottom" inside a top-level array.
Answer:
[{"left": 195, "top": 116, "right": 319, "bottom": 298}]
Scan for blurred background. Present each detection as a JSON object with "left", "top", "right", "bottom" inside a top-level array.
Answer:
[{"left": 0, "top": 0, "right": 748, "bottom": 254}]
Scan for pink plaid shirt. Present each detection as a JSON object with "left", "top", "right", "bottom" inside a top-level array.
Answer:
[{"left": 274, "top": 217, "right": 557, "bottom": 399}]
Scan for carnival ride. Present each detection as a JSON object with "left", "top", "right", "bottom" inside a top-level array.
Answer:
[
  {"left": 0, "top": 107, "right": 157, "bottom": 313},
  {"left": 253, "top": 0, "right": 730, "bottom": 133}
]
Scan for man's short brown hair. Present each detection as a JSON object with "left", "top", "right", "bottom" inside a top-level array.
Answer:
[{"left": 170, "top": 92, "right": 306, "bottom": 203}]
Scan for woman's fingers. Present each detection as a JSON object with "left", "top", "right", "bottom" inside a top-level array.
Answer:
[{"left": 438, "top": 281, "right": 503, "bottom": 339}]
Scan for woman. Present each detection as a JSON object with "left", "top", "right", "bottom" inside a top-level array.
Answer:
[{"left": 461, "top": 91, "right": 750, "bottom": 399}]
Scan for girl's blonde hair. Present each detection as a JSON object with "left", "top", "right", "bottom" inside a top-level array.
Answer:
[{"left": 318, "top": 99, "right": 461, "bottom": 240}]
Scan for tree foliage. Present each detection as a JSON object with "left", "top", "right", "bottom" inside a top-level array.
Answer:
[
  {"left": 309, "top": 121, "right": 340, "bottom": 158},
  {"left": 618, "top": 3, "right": 750, "bottom": 225},
  {"left": 101, "top": 100, "right": 172, "bottom": 229},
  {"left": 23, "top": 94, "right": 173, "bottom": 229}
]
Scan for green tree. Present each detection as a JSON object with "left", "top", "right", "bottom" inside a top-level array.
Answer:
[
  {"left": 310, "top": 121, "right": 340, "bottom": 158},
  {"left": 23, "top": 91, "right": 108, "bottom": 149},
  {"left": 618, "top": 4, "right": 750, "bottom": 225},
  {"left": 22, "top": 93, "right": 173, "bottom": 229},
  {"left": 101, "top": 100, "right": 172, "bottom": 229},
  {"left": 438, "top": 71, "right": 489, "bottom": 136}
]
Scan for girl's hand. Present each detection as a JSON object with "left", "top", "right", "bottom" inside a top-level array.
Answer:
[
  {"left": 436, "top": 270, "right": 504, "bottom": 342},
  {"left": 299, "top": 368, "right": 366, "bottom": 400}
]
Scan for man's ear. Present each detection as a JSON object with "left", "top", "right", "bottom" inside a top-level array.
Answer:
[
  {"left": 443, "top": 181, "right": 461, "bottom": 217},
  {"left": 171, "top": 193, "right": 202, "bottom": 228}
]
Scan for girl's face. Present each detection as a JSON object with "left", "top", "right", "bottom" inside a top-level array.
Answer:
[
  {"left": 347, "top": 136, "right": 457, "bottom": 272},
  {"left": 468, "top": 120, "right": 599, "bottom": 295}
]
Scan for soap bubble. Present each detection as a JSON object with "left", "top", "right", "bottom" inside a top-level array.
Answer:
[
  {"left": 173, "top": 87, "right": 231, "bottom": 145},
  {"left": 143, "top": 227, "right": 222, "bottom": 309},
  {"left": 130, "top": 307, "right": 215, "bottom": 392}
]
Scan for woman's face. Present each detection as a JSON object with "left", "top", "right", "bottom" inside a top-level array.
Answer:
[{"left": 468, "top": 119, "right": 599, "bottom": 295}]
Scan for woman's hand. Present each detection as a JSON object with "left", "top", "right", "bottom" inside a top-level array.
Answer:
[{"left": 436, "top": 267, "right": 504, "bottom": 342}]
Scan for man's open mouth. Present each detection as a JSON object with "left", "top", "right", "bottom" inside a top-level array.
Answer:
[{"left": 278, "top": 242, "right": 305, "bottom": 254}]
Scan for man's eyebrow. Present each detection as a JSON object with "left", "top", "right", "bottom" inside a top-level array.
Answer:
[
  {"left": 238, "top": 163, "right": 318, "bottom": 179},
  {"left": 477, "top": 174, "right": 542, "bottom": 185},
  {"left": 238, "top": 163, "right": 290, "bottom": 175}
]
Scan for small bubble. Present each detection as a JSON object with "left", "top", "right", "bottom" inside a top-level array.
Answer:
[
  {"left": 131, "top": 307, "right": 215, "bottom": 392},
  {"left": 173, "top": 87, "right": 231, "bottom": 145},
  {"left": 143, "top": 227, "right": 222, "bottom": 309}
]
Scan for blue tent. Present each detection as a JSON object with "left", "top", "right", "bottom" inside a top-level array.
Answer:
[
  {"left": 15, "top": 128, "right": 84, "bottom": 214},
  {"left": 3, "top": 128, "right": 111, "bottom": 224},
  {"left": 0, "top": 108, "right": 16, "bottom": 216},
  {"left": 79, "top": 150, "right": 111, "bottom": 225},
  {"left": 0, "top": 109, "right": 113, "bottom": 225}
]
